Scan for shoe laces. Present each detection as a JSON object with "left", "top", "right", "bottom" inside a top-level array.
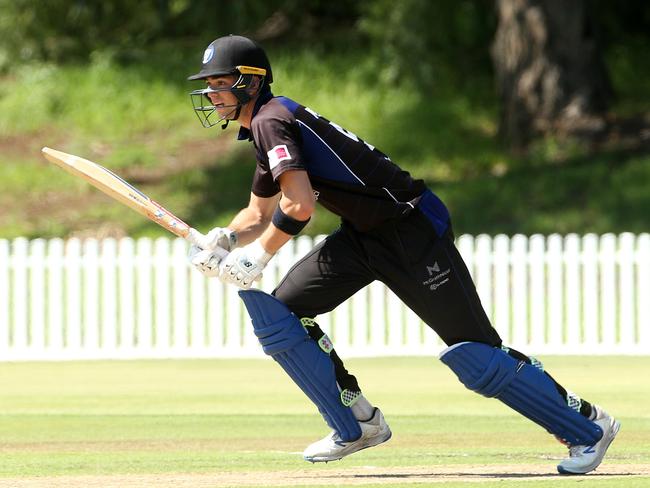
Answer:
[
  {"left": 568, "top": 445, "right": 584, "bottom": 457},
  {"left": 569, "top": 442, "right": 596, "bottom": 458}
]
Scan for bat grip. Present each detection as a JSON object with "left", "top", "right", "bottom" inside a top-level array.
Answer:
[{"left": 186, "top": 228, "right": 229, "bottom": 258}]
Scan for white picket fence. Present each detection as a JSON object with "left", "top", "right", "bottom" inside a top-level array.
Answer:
[{"left": 0, "top": 233, "right": 648, "bottom": 361}]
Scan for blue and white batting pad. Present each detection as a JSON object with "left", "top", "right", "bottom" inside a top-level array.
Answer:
[
  {"left": 440, "top": 341, "right": 603, "bottom": 446},
  {"left": 239, "top": 289, "right": 362, "bottom": 442}
]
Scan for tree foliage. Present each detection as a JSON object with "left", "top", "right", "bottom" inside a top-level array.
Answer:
[
  {"left": 359, "top": 0, "right": 495, "bottom": 90},
  {"left": 0, "top": 0, "right": 361, "bottom": 68},
  {"left": 1, "top": 0, "right": 648, "bottom": 149}
]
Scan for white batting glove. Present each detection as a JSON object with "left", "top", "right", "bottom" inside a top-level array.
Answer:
[
  {"left": 187, "top": 227, "right": 236, "bottom": 278},
  {"left": 219, "top": 240, "right": 274, "bottom": 289},
  {"left": 188, "top": 246, "right": 228, "bottom": 278},
  {"left": 195, "top": 227, "right": 238, "bottom": 252}
]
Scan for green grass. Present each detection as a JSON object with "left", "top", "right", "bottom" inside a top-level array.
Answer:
[{"left": 0, "top": 356, "right": 648, "bottom": 487}]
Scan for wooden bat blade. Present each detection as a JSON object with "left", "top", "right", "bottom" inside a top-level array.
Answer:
[{"left": 41, "top": 147, "right": 194, "bottom": 240}]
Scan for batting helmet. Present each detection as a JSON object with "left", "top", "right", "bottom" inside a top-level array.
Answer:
[
  {"left": 188, "top": 35, "right": 272, "bottom": 128},
  {"left": 187, "top": 35, "right": 273, "bottom": 84}
]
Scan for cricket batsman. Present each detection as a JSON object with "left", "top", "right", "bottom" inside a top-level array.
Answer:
[{"left": 186, "top": 34, "right": 619, "bottom": 474}]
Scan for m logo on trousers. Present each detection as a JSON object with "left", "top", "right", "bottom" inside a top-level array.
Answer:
[
  {"left": 422, "top": 261, "right": 450, "bottom": 291},
  {"left": 427, "top": 262, "right": 441, "bottom": 275}
]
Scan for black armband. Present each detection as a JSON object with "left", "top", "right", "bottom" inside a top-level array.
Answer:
[{"left": 272, "top": 206, "right": 310, "bottom": 235}]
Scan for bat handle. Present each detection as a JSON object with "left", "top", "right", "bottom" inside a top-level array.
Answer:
[{"left": 186, "top": 228, "right": 228, "bottom": 258}]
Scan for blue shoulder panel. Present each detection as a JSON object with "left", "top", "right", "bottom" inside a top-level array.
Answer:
[
  {"left": 276, "top": 96, "right": 299, "bottom": 114},
  {"left": 276, "top": 96, "right": 363, "bottom": 185},
  {"left": 297, "top": 123, "right": 362, "bottom": 185}
]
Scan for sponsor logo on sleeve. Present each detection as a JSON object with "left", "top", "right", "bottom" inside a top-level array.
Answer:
[{"left": 267, "top": 144, "right": 292, "bottom": 169}]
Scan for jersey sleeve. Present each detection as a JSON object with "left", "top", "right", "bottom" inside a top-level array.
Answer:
[
  {"left": 250, "top": 107, "right": 306, "bottom": 182},
  {"left": 251, "top": 163, "right": 280, "bottom": 198}
]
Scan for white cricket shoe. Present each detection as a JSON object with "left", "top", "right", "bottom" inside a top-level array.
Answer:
[
  {"left": 303, "top": 408, "right": 392, "bottom": 463},
  {"left": 557, "top": 405, "right": 620, "bottom": 475}
]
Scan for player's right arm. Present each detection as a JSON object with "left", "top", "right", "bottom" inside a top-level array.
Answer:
[{"left": 227, "top": 191, "right": 281, "bottom": 246}]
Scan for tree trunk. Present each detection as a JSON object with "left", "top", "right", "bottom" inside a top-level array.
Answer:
[{"left": 491, "top": 0, "right": 613, "bottom": 149}]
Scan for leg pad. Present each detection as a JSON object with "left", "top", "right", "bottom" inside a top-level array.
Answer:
[
  {"left": 239, "top": 289, "right": 361, "bottom": 442},
  {"left": 440, "top": 342, "right": 603, "bottom": 446}
]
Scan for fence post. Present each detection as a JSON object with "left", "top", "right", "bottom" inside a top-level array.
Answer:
[
  {"left": 511, "top": 234, "right": 528, "bottom": 347},
  {"left": 29, "top": 239, "right": 46, "bottom": 353},
  {"left": 12, "top": 238, "right": 29, "bottom": 353},
  {"left": 47, "top": 238, "right": 65, "bottom": 354},
  {"left": 66, "top": 239, "right": 83, "bottom": 353},
  {"left": 0, "top": 240, "right": 9, "bottom": 352},
  {"left": 189, "top": 252, "right": 207, "bottom": 352},
  {"left": 207, "top": 276, "right": 224, "bottom": 353},
  {"left": 154, "top": 237, "right": 171, "bottom": 355},
  {"left": 369, "top": 281, "right": 386, "bottom": 353},
  {"left": 385, "top": 289, "right": 403, "bottom": 351},
  {"left": 618, "top": 233, "right": 636, "bottom": 351},
  {"left": 351, "top": 287, "right": 369, "bottom": 354},
  {"left": 637, "top": 234, "right": 650, "bottom": 350},
  {"left": 547, "top": 234, "right": 563, "bottom": 348},
  {"left": 493, "top": 234, "right": 510, "bottom": 343},
  {"left": 83, "top": 239, "right": 100, "bottom": 353},
  {"left": 172, "top": 238, "right": 189, "bottom": 352},
  {"left": 101, "top": 239, "right": 118, "bottom": 354},
  {"left": 136, "top": 238, "right": 153, "bottom": 355},
  {"left": 474, "top": 235, "right": 493, "bottom": 321},
  {"left": 582, "top": 234, "right": 600, "bottom": 349},
  {"left": 118, "top": 238, "right": 136, "bottom": 353},
  {"left": 529, "top": 235, "right": 546, "bottom": 349},
  {"left": 564, "top": 234, "right": 581, "bottom": 348},
  {"left": 600, "top": 234, "right": 617, "bottom": 347}
]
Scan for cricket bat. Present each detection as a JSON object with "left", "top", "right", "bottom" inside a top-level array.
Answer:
[{"left": 41, "top": 147, "right": 215, "bottom": 250}]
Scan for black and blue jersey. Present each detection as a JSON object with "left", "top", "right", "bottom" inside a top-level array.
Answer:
[{"left": 239, "top": 93, "right": 449, "bottom": 233}]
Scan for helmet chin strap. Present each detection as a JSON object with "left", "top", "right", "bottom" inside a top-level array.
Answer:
[{"left": 221, "top": 104, "right": 242, "bottom": 130}]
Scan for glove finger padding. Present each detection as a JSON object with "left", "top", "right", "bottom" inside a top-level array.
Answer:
[
  {"left": 189, "top": 246, "right": 225, "bottom": 278},
  {"left": 219, "top": 241, "right": 273, "bottom": 289},
  {"left": 221, "top": 255, "right": 263, "bottom": 288}
]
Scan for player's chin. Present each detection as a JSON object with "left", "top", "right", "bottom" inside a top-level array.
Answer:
[{"left": 215, "top": 106, "right": 233, "bottom": 117}]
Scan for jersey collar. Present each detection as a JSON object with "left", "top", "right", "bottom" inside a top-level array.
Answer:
[{"left": 237, "top": 87, "right": 274, "bottom": 141}]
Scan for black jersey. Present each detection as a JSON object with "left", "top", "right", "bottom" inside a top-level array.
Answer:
[{"left": 240, "top": 94, "right": 449, "bottom": 232}]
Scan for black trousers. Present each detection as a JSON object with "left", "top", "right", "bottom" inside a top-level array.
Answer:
[{"left": 272, "top": 209, "right": 502, "bottom": 389}]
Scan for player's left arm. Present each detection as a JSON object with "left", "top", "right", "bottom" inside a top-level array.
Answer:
[
  {"left": 258, "top": 169, "right": 315, "bottom": 253},
  {"left": 218, "top": 169, "right": 315, "bottom": 288}
]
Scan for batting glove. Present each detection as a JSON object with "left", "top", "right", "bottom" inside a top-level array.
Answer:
[
  {"left": 187, "top": 227, "right": 236, "bottom": 278},
  {"left": 219, "top": 240, "right": 274, "bottom": 289},
  {"left": 188, "top": 246, "right": 228, "bottom": 278},
  {"left": 191, "top": 227, "right": 238, "bottom": 252}
]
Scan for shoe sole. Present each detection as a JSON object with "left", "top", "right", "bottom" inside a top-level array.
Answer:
[
  {"left": 304, "top": 429, "right": 392, "bottom": 463},
  {"left": 557, "top": 419, "right": 621, "bottom": 475}
]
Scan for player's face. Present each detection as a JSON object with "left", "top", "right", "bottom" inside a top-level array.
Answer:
[{"left": 205, "top": 75, "right": 239, "bottom": 115}]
